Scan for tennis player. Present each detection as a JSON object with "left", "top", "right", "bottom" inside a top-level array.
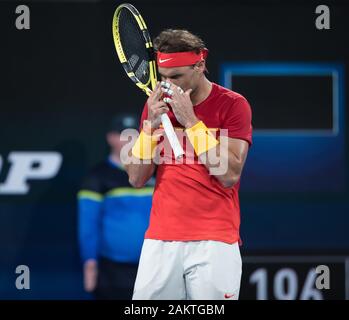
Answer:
[{"left": 124, "top": 29, "right": 253, "bottom": 300}]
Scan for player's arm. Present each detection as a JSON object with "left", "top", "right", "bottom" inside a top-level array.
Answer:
[
  {"left": 123, "top": 151, "right": 156, "bottom": 188},
  {"left": 123, "top": 82, "right": 168, "bottom": 188},
  {"left": 183, "top": 115, "right": 249, "bottom": 188},
  {"left": 184, "top": 104, "right": 251, "bottom": 188},
  {"left": 200, "top": 137, "right": 249, "bottom": 188}
]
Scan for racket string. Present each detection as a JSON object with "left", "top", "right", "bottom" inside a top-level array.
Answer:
[{"left": 118, "top": 8, "right": 150, "bottom": 85}]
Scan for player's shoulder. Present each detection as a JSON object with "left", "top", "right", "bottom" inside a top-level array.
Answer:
[{"left": 213, "top": 82, "right": 249, "bottom": 104}]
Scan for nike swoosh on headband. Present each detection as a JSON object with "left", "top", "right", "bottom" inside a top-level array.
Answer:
[{"left": 159, "top": 58, "right": 173, "bottom": 63}]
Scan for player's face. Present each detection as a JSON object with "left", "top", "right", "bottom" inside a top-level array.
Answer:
[{"left": 158, "top": 65, "right": 202, "bottom": 94}]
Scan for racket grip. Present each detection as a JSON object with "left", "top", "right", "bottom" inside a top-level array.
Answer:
[{"left": 160, "top": 113, "right": 184, "bottom": 159}]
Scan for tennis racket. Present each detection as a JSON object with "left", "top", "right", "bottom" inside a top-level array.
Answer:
[{"left": 112, "top": 3, "right": 184, "bottom": 159}]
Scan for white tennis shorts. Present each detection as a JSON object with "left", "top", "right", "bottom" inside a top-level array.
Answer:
[{"left": 132, "top": 239, "right": 242, "bottom": 300}]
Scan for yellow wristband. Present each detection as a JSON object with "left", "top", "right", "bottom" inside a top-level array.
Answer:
[
  {"left": 185, "top": 121, "right": 219, "bottom": 156},
  {"left": 131, "top": 130, "right": 158, "bottom": 160}
]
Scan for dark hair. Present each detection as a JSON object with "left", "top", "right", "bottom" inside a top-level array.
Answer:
[{"left": 153, "top": 29, "right": 206, "bottom": 53}]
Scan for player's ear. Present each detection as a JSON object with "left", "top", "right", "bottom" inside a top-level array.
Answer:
[{"left": 194, "top": 60, "right": 206, "bottom": 73}]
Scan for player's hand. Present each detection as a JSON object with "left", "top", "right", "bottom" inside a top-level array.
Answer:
[
  {"left": 83, "top": 259, "right": 98, "bottom": 293},
  {"left": 160, "top": 81, "right": 198, "bottom": 128},
  {"left": 146, "top": 82, "right": 170, "bottom": 130}
]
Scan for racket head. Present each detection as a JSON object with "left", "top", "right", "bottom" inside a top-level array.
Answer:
[{"left": 112, "top": 3, "right": 157, "bottom": 95}]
